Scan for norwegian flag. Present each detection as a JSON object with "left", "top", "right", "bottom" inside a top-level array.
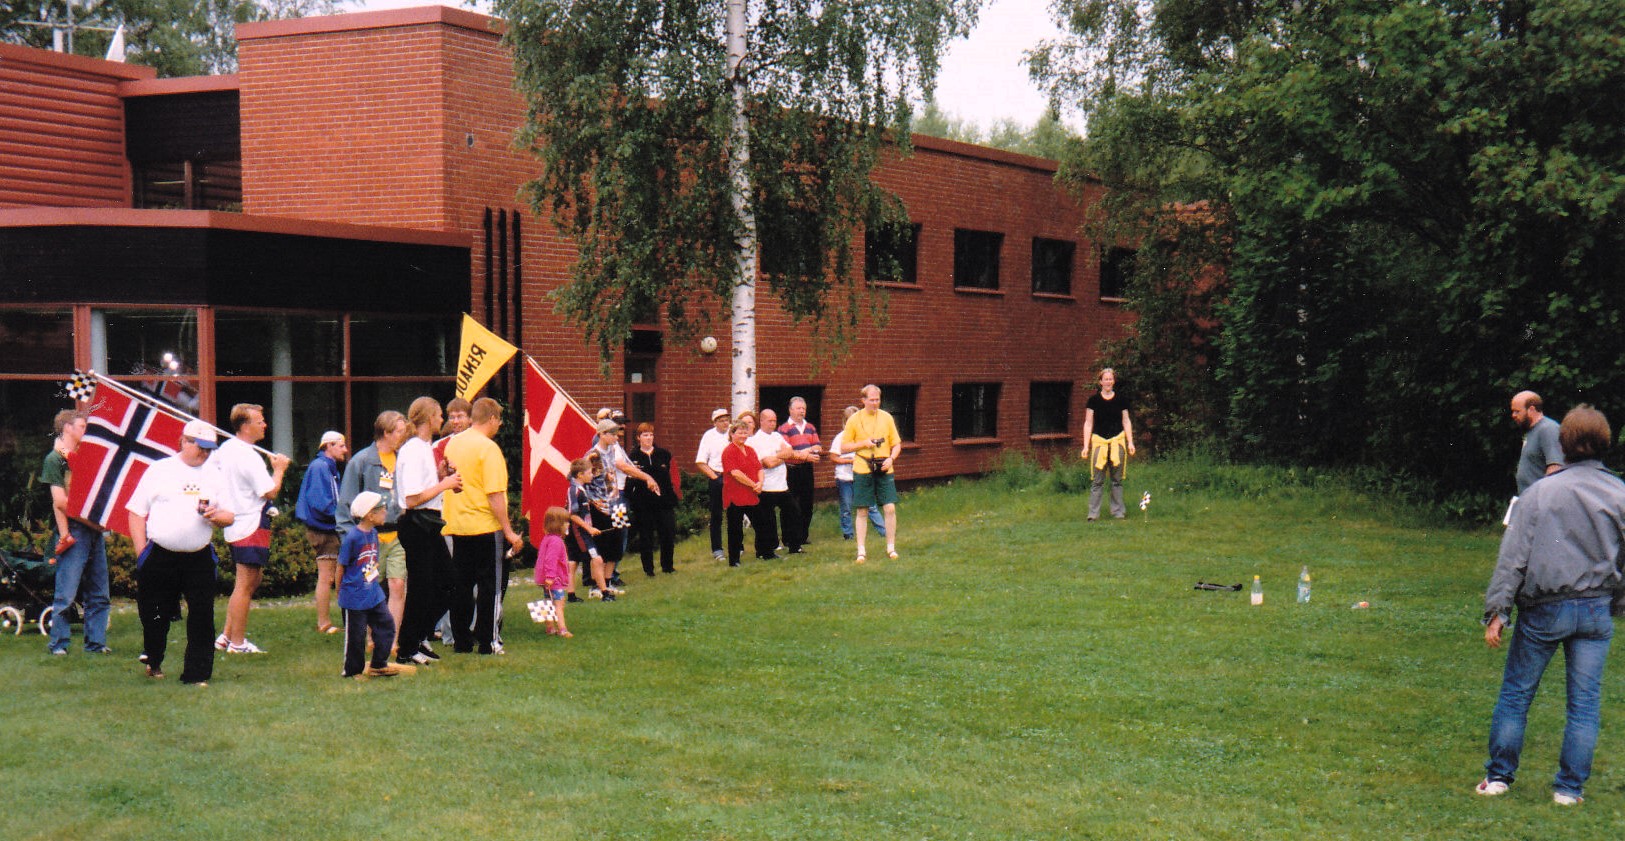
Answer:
[
  {"left": 67, "top": 383, "right": 186, "bottom": 537},
  {"left": 522, "top": 358, "right": 597, "bottom": 520}
]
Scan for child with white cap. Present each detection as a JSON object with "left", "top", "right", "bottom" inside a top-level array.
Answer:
[{"left": 336, "top": 491, "right": 415, "bottom": 678}]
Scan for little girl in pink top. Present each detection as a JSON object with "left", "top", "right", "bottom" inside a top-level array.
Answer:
[{"left": 534, "top": 507, "right": 572, "bottom": 638}]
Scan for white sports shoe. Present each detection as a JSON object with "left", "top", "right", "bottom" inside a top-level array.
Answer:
[
  {"left": 1475, "top": 780, "right": 1508, "bottom": 796},
  {"left": 1553, "top": 792, "right": 1583, "bottom": 806},
  {"left": 227, "top": 639, "right": 267, "bottom": 654},
  {"left": 214, "top": 633, "right": 229, "bottom": 651}
]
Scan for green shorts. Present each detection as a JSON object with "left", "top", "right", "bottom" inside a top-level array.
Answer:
[
  {"left": 378, "top": 534, "right": 407, "bottom": 580},
  {"left": 852, "top": 470, "right": 898, "bottom": 509}
]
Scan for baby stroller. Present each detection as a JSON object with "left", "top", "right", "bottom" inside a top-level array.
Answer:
[{"left": 0, "top": 548, "right": 76, "bottom": 636}]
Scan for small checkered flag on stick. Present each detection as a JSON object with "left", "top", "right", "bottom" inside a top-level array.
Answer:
[
  {"left": 527, "top": 599, "right": 558, "bottom": 624},
  {"left": 63, "top": 369, "right": 98, "bottom": 403}
]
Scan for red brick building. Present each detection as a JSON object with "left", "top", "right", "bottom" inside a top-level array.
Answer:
[{"left": 0, "top": 6, "right": 1130, "bottom": 489}]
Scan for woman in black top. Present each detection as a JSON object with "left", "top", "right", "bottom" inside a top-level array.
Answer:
[
  {"left": 1081, "top": 368, "right": 1136, "bottom": 520},
  {"left": 627, "top": 422, "right": 680, "bottom": 575}
]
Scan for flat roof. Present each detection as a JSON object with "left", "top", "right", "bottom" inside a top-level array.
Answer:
[{"left": 0, "top": 207, "right": 468, "bottom": 248}]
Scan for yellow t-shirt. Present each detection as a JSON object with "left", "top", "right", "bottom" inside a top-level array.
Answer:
[
  {"left": 842, "top": 409, "right": 900, "bottom": 475},
  {"left": 441, "top": 430, "right": 508, "bottom": 536}
]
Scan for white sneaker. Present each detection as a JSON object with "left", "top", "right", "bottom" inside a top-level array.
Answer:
[
  {"left": 227, "top": 639, "right": 267, "bottom": 654},
  {"left": 589, "top": 588, "right": 604, "bottom": 600},
  {"left": 214, "top": 633, "right": 229, "bottom": 651},
  {"left": 1553, "top": 791, "right": 1583, "bottom": 806},
  {"left": 1475, "top": 780, "right": 1508, "bottom": 796}
]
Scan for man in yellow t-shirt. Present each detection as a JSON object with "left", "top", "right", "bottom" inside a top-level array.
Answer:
[
  {"left": 442, "top": 397, "right": 522, "bottom": 655},
  {"left": 836, "top": 384, "right": 901, "bottom": 564}
]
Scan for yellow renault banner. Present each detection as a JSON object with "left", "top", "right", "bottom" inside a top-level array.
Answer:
[{"left": 454, "top": 314, "right": 519, "bottom": 400}]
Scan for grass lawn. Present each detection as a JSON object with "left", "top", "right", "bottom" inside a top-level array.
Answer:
[{"left": 5, "top": 457, "right": 1623, "bottom": 839}]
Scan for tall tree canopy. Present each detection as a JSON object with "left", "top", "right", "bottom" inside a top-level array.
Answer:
[
  {"left": 3, "top": 0, "right": 340, "bottom": 76},
  {"left": 497, "top": 0, "right": 980, "bottom": 405},
  {"left": 1033, "top": 0, "right": 1625, "bottom": 496}
]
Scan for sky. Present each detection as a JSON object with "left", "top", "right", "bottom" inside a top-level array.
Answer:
[{"left": 341, "top": 0, "right": 1070, "bottom": 132}]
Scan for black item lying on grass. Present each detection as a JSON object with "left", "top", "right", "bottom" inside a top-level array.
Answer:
[{"left": 1193, "top": 581, "right": 1244, "bottom": 591}]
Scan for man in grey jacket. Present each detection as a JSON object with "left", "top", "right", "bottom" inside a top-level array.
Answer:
[{"left": 1477, "top": 404, "right": 1625, "bottom": 806}]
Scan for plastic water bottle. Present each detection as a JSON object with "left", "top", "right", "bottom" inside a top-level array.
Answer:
[
  {"left": 1251, "top": 575, "right": 1263, "bottom": 606},
  {"left": 1297, "top": 566, "right": 1312, "bottom": 603}
]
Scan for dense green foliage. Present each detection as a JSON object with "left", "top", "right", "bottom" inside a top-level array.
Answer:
[
  {"left": 496, "top": 0, "right": 980, "bottom": 359},
  {"left": 1032, "top": 0, "right": 1625, "bottom": 495},
  {"left": 1, "top": 0, "right": 339, "bottom": 76},
  {"left": 911, "top": 100, "right": 1082, "bottom": 161},
  {"left": 9, "top": 456, "right": 1619, "bottom": 838}
]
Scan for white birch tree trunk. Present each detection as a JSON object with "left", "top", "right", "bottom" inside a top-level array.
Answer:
[{"left": 726, "top": 0, "right": 758, "bottom": 417}]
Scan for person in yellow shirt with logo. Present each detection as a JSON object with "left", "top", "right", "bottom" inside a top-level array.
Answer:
[
  {"left": 442, "top": 397, "right": 523, "bottom": 655},
  {"left": 1080, "top": 368, "right": 1136, "bottom": 520},
  {"left": 836, "top": 384, "right": 901, "bottom": 564}
]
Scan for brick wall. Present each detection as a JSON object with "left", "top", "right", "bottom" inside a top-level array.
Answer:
[{"left": 234, "top": 8, "right": 1132, "bottom": 487}]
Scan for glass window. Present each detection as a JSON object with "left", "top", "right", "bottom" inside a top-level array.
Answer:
[
  {"left": 350, "top": 316, "right": 458, "bottom": 377},
  {"left": 0, "top": 380, "right": 76, "bottom": 527},
  {"left": 349, "top": 381, "right": 454, "bottom": 448},
  {"left": 1029, "top": 381, "right": 1072, "bottom": 435},
  {"left": 0, "top": 309, "right": 74, "bottom": 375},
  {"left": 865, "top": 223, "right": 920, "bottom": 284},
  {"left": 877, "top": 384, "right": 918, "bottom": 442},
  {"left": 954, "top": 230, "right": 1003, "bottom": 290},
  {"left": 1100, "top": 247, "right": 1137, "bottom": 300},
  {"left": 1031, "top": 238, "right": 1075, "bottom": 296},
  {"left": 96, "top": 309, "right": 198, "bottom": 380},
  {"left": 758, "top": 386, "right": 824, "bottom": 434},
  {"left": 952, "top": 382, "right": 1001, "bottom": 439},
  {"left": 215, "top": 313, "right": 342, "bottom": 377},
  {"left": 216, "top": 381, "right": 344, "bottom": 458}
]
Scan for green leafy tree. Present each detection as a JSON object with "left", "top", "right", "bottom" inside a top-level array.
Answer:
[
  {"left": 1033, "top": 0, "right": 1625, "bottom": 494},
  {"left": 497, "top": 0, "right": 980, "bottom": 410},
  {"left": 3, "top": 0, "right": 340, "bottom": 76}
]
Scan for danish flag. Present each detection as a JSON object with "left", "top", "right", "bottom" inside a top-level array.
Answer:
[
  {"left": 67, "top": 383, "right": 186, "bottom": 537},
  {"left": 521, "top": 358, "right": 597, "bottom": 520}
]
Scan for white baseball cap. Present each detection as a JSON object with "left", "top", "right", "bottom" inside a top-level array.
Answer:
[
  {"left": 711, "top": 408, "right": 729, "bottom": 421},
  {"left": 319, "top": 430, "right": 345, "bottom": 448},
  {"left": 349, "top": 490, "right": 386, "bottom": 520},
  {"left": 182, "top": 419, "right": 219, "bottom": 449}
]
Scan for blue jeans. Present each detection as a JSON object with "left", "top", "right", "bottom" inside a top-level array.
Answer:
[
  {"left": 50, "top": 521, "right": 111, "bottom": 653},
  {"left": 835, "top": 478, "right": 885, "bottom": 539},
  {"left": 1485, "top": 596, "right": 1614, "bottom": 797}
]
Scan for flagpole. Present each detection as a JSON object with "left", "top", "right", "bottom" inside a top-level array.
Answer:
[
  {"left": 523, "top": 356, "right": 595, "bottom": 422},
  {"left": 84, "top": 371, "right": 280, "bottom": 460}
]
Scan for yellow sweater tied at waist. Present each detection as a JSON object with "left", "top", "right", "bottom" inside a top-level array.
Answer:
[{"left": 1090, "top": 432, "right": 1129, "bottom": 476}]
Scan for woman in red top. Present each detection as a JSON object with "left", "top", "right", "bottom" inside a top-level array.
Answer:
[{"left": 720, "top": 421, "right": 762, "bottom": 567}]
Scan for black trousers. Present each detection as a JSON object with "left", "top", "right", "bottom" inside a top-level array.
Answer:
[
  {"left": 786, "top": 463, "right": 816, "bottom": 546},
  {"left": 450, "top": 531, "right": 505, "bottom": 653},
  {"left": 397, "top": 509, "right": 452, "bottom": 656},
  {"left": 137, "top": 544, "right": 216, "bottom": 684},
  {"left": 707, "top": 476, "right": 725, "bottom": 553},
  {"left": 632, "top": 497, "right": 677, "bottom": 574},
  {"left": 756, "top": 490, "right": 802, "bottom": 556},
  {"left": 726, "top": 502, "right": 758, "bottom": 564}
]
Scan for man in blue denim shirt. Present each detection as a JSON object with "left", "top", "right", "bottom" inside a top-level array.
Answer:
[{"left": 1477, "top": 404, "right": 1625, "bottom": 806}]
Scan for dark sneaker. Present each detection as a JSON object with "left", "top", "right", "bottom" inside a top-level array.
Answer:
[
  {"left": 417, "top": 643, "right": 441, "bottom": 661},
  {"left": 602, "top": 593, "right": 618, "bottom": 602},
  {"left": 567, "top": 592, "right": 583, "bottom": 603}
]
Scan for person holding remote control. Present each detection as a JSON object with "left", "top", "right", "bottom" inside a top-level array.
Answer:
[{"left": 835, "top": 384, "right": 902, "bottom": 564}]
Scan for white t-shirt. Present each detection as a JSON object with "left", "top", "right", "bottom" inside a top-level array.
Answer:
[
  {"left": 395, "top": 436, "right": 443, "bottom": 512},
  {"left": 127, "top": 455, "right": 221, "bottom": 553},
  {"left": 831, "top": 428, "right": 856, "bottom": 482},
  {"left": 694, "top": 426, "right": 729, "bottom": 473},
  {"left": 206, "top": 436, "right": 273, "bottom": 543},
  {"left": 747, "top": 430, "right": 790, "bottom": 492}
]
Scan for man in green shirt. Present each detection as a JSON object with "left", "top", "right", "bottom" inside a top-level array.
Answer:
[{"left": 41, "top": 409, "right": 112, "bottom": 656}]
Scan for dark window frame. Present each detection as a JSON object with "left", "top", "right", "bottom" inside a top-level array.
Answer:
[
  {"left": 1028, "top": 381, "right": 1073, "bottom": 436},
  {"left": 1099, "top": 246, "right": 1136, "bottom": 300},
  {"left": 953, "top": 229, "right": 1004, "bottom": 291},
  {"left": 865, "top": 223, "right": 921, "bottom": 285},
  {"left": 1031, "top": 238, "right": 1076, "bottom": 296},
  {"left": 951, "top": 382, "right": 1001, "bottom": 440}
]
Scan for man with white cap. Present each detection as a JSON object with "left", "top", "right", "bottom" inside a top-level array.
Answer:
[
  {"left": 694, "top": 408, "right": 731, "bottom": 561},
  {"left": 296, "top": 430, "right": 348, "bottom": 634},
  {"left": 126, "top": 419, "right": 234, "bottom": 685}
]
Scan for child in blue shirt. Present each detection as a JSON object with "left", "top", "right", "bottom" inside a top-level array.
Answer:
[{"left": 337, "top": 491, "right": 414, "bottom": 679}]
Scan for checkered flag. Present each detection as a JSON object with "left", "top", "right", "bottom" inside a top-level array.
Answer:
[
  {"left": 62, "top": 369, "right": 98, "bottom": 403},
  {"left": 527, "top": 599, "right": 558, "bottom": 624}
]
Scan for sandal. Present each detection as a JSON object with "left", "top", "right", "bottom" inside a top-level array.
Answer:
[
  {"left": 855, "top": 550, "right": 866, "bottom": 564},
  {"left": 317, "top": 624, "right": 341, "bottom": 635},
  {"left": 558, "top": 630, "right": 573, "bottom": 638}
]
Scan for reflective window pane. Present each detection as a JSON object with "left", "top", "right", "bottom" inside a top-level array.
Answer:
[
  {"left": 216, "top": 381, "right": 344, "bottom": 459},
  {"left": 0, "top": 309, "right": 74, "bottom": 375},
  {"left": 215, "top": 313, "right": 342, "bottom": 377},
  {"left": 97, "top": 309, "right": 198, "bottom": 380},
  {"left": 350, "top": 316, "right": 458, "bottom": 377}
]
